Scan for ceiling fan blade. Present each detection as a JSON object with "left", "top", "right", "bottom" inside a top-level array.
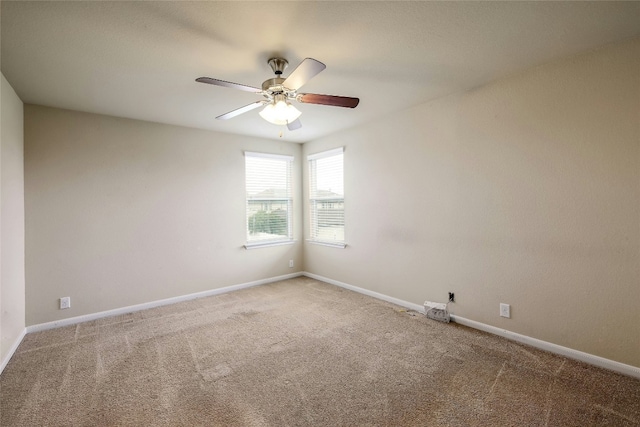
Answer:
[
  {"left": 287, "top": 118, "right": 302, "bottom": 131},
  {"left": 216, "top": 101, "right": 266, "bottom": 120},
  {"left": 196, "top": 77, "right": 262, "bottom": 93},
  {"left": 282, "top": 58, "right": 326, "bottom": 90},
  {"left": 298, "top": 93, "right": 360, "bottom": 108}
]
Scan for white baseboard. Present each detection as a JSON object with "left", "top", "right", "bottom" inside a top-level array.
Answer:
[
  {"left": 303, "top": 272, "right": 640, "bottom": 380},
  {"left": 449, "top": 315, "right": 640, "bottom": 379},
  {"left": 0, "top": 327, "right": 27, "bottom": 375},
  {"left": 26, "top": 272, "right": 303, "bottom": 334},
  {"left": 303, "top": 272, "right": 425, "bottom": 313}
]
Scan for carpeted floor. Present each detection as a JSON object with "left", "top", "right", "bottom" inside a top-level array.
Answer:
[{"left": 1, "top": 277, "right": 639, "bottom": 426}]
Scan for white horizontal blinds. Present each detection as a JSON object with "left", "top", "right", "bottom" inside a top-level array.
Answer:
[
  {"left": 245, "top": 152, "right": 293, "bottom": 244},
  {"left": 308, "top": 148, "right": 344, "bottom": 243}
]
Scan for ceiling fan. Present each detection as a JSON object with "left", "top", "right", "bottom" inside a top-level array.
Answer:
[{"left": 196, "top": 57, "right": 359, "bottom": 131}]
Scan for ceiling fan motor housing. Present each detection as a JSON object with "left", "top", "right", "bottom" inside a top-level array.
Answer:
[{"left": 262, "top": 77, "right": 286, "bottom": 93}]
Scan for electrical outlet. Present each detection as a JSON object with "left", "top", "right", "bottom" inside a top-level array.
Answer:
[
  {"left": 289, "top": 260, "right": 294, "bottom": 268},
  {"left": 448, "top": 292, "right": 455, "bottom": 303},
  {"left": 500, "top": 303, "right": 510, "bottom": 318},
  {"left": 60, "top": 297, "right": 71, "bottom": 310}
]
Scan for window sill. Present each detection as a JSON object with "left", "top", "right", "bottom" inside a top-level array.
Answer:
[
  {"left": 244, "top": 240, "right": 295, "bottom": 250},
  {"left": 306, "top": 240, "right": 347, "bottom": 249}
]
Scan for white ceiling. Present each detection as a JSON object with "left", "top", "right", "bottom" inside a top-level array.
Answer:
[{"left": 2, "top": 1, "right": 640, "bottom": 143}]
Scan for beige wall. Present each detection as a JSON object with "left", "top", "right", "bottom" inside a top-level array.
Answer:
[
  {"left": 303, "top": 38, "right": 640, "bottom": 367},
  {"left": 24, "top": 106, "right": 302, "bottom": 325},
  {"left": 1, "top": 73, "right": 26, "bottom": 363}
]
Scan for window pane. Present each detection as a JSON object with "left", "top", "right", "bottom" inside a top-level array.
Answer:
[
  {"left": 309, "top": 149, "right": 344, "bottom": 243},
  {"left": 245, "top": 153, "right": 293, "bottom": 244}
]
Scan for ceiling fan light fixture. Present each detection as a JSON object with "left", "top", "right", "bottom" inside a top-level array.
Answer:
[{"left": 259, "top": 97, "right": 301, "bottom": 125}]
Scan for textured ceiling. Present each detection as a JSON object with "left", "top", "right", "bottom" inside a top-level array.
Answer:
[{"left": 2, "top": 1, "right": 640, "bottom": 143}]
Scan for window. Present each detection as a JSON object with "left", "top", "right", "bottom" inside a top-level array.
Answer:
[
  {"left": 308, "top": 147, "right": 345, "bottom": 247},
  {"left": 245, "top": 152, "right": 293, "bottom": 247}
]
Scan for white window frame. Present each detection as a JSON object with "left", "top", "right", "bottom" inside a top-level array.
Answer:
[
  {"left": 308, "top": 147, "right": 346, "bottom": 248},
  {"left": 244, "top": 151, "right": 294, "bottom": 249}
]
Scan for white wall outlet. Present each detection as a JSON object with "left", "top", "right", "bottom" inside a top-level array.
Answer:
[
  {"left": 60, "top": 296, "right": 71, "bottom": 310},
  {"left": 500, "top": 303, "right": 510, "bottom": 318},
  {"left": 289, "top": 259, "right": 294, "bottom": 268}
]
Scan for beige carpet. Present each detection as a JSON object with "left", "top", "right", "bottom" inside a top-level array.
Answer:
[{"left": 1, "top": 277, "right": 639, "bottom": 426}]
